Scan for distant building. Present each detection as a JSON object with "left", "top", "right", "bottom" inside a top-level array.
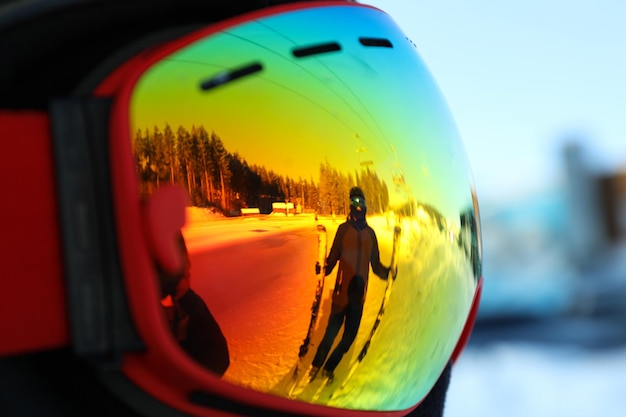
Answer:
[
  {"left": 563, "top": 143, "right": 607, "bottom": 268},
  {"left": 271, "top": 201, "right": 295, "bottom": 216},
  {"left": 598, "top": 171, "right": 626, "bottom": 243},
  {"left": 563, "top": 142, "right": 626, "bottom": 268}
]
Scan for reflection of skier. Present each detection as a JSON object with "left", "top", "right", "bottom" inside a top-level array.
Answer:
[
  {"left": 310, "top": 187, "right": 392, "bottom": 381},
  {"left": 160, "top": 233, "right": 230, "bottom": 376}
]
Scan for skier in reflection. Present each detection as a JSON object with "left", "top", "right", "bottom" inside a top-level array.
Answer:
[
  {"left": 160, "top": 232, "right": 230, "bottom": 376},
  {"left": 310, "top": 187, "right": 394, "bottom": 382}
]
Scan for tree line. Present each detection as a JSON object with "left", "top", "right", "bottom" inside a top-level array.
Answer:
[{"left": 133, "top": 124, "right": 389, "bottom": 216}]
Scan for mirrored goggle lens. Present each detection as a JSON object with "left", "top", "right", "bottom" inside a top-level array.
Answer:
[
  {"left": 128, "top": 4, "right": 480, "bottom": 412},
  {"left": 350, "top": 196, "right": 366, "bottom": 209}
]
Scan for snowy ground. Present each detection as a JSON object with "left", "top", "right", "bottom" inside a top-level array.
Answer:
[{"left": 446, "top": 342, "right": 626, "bottom": 417}]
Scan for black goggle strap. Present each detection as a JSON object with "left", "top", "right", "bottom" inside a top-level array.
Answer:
[{"left": 50, "top": 97, "right": 143, "bottom": 360}]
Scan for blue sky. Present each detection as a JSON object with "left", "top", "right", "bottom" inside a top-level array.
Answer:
[{"left": 365, "top": 0, "right": 626, "bottom": 206}]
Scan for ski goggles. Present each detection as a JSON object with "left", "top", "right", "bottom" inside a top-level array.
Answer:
[
  {"left": 350, "top": 196, "right": 367, "bottom": 210},
  {"left": 1, "top": 2, "right": 482, "bottom": 416}
]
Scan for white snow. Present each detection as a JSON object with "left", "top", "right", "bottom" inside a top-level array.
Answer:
[{"left": 446, "top": 343, "right": 626, "bottom": 417}]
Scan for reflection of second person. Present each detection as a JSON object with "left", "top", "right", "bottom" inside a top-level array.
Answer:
[
  {"left": 310, "top": 187, "right": 393, "bottom": 381},
  {"left": 160, "top": 232, "right": 230, "bottom": 376}
]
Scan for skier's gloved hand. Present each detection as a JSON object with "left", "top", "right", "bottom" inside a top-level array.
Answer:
[{"left": 391, "top": 265, "right": 398, "bottom": 281}]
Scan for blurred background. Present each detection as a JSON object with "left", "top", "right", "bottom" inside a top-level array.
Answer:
[{"left": 366, "top": 1, "right": 626, "bottom": 416}]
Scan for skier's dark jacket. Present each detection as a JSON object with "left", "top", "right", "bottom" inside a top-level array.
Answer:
[{"left": 325, "top": 218, "right": 390, "bottom": 308}]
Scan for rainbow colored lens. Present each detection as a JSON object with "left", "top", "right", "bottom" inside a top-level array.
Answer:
[{"left": 129, "top": 4, "right": 480, "bottom": 412}]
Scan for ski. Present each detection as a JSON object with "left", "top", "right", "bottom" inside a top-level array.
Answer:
[
  {"left": 287, "top": 364, "right": 324, "bottom": 399},
  {"left": 297, "top": 224, "right": 328, "bottom": 358},
  {"left": 286, "top": 224, "right": 328, "bottom": 398},
  {"left": 327, "top": 225, "right": 402, "bottom": 400},
  {"left": 286, "top": 366, "right": 312, "bottom": 398},
  {"left": 310, "top": 371, "right": 335, "bottom": 402}
]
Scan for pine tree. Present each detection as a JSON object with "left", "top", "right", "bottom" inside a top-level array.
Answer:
[
  {"left": 177, "top": 125, "right": 194, "bottom": 196},
  {"left": 162, "top": 123, "right": 176, "bottom": 183},
  {"left": 210, "top": 132, "right": 232, "bottom": 212}
]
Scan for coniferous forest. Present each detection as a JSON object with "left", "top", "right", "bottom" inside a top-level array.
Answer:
[{"left": 133, "top": 124, "right": 389, "bottom": 216}]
